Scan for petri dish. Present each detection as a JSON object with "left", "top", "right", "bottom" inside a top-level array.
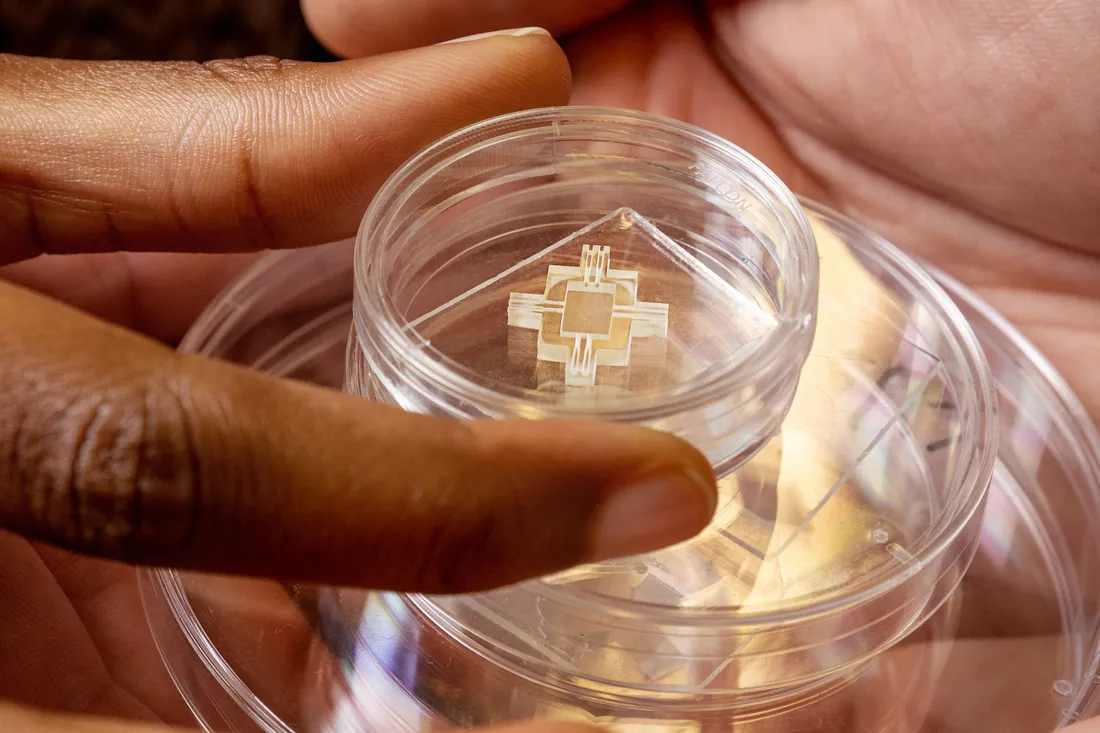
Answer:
[
  {"left": 139, "top": 109, "right": 1100, "bottom": 733},
  {"left": 349, "top": 108, "right": 820, "bottom": 474}
]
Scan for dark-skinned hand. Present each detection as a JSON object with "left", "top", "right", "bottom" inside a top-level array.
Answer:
[{"left": 0, "top": 31, "right": 718, "bottom": 733}]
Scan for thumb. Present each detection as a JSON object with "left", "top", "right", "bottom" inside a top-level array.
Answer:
[
  {"left": 0, "top": 280, "right": 717, "bottom": 593},
  {"left": 0, "top": 32, "right": 570, "bottom": 263}
]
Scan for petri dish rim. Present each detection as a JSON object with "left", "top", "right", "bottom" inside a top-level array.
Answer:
[
  {"left": 353, "top": 106, "right": 819, "bottom": 421},
  {"left": 140, "top": 220, "right": 1100, "bottom": 730},
  {"left": 923, "top": 264, "right": 1100, "bottom": 724}
]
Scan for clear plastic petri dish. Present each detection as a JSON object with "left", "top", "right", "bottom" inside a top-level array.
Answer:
[
  {"left": 348, "top": 108, "right": 820, "bottom": 474},
  {"left": 339, "top": 107, "right": 994, "bottom": 706},
  {"left": 138, "top": 109, "right": 1100, "bottom": 733}
]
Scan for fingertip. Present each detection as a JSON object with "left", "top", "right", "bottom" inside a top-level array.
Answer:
[
  {"left": 472, "top": 418, "right": 711, "bottom": 482},
  {"left": 589, "top": 466, "right": 716, "bottom": 561},
  {"left": 300, "top": 0, "right": 630, "bottom": 60},
  {"left": 472, "top": 418, "right": 718, "bottom": 559},
  {"left": 426, "top": 30, "right": 573, "bottom": 107},
  {"left": 300, "top": 0, "right": 361, "bottom": 58}
]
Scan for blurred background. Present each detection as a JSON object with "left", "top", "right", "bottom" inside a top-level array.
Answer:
[{"left": 0, "top": 0, "right": 334, "bottom": 61}]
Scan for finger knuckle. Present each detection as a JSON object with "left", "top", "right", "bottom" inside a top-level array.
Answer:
[
  {"left": 0, "top": 378, "right": 200, "bottom": 562},
  {"left": 198, "top": 55, "right": 301, "bottom": 86}
]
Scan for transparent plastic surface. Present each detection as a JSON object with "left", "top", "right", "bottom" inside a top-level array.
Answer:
[
  {"left": 341, "top": 109, "right": 995, "bottom": 701},
  {"left": 138, "top": 112, "right": 1098, "bottom": 733},
  {"left": 138, "top": 219, "right": 1100, "bottom": 733},
  {"left": 350, "top": 109, "right": 819, "bottom": 473}
]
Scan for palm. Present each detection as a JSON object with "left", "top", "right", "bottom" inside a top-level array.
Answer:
[
  {"left": 0, "top": 532, "right": 186, "bottom": 721},
  {"left": 0, "top": 252, "right": 249, "bottom": 721},
  {"left": 0, "top": 247, "right": 326, "bottom": 725},
  {"left": 561, "top": 0, "right": 1100, "bottom": 421},
  {"left": 0, "top": 529, "right": 315, "bottom": 725}
]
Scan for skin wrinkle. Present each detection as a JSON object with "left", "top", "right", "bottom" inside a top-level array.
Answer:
[
  {"left": 299, "top": 76, "right": 362, "bottom": 201},
  {"left": 43, "top": 398, "right": 88, "bottom": 547},
  {"left": 71, "top": 403, "right": 107, "bottom": 548},
  {"left": 303, "top": 79, "right": 388, "bottom": 215},
  {"left": 0, "top": 62, "right": 40, "bottom": 258},
  {"left": 379, "top": 429, "right": 470, "bottom": 587},
  {"left": 99, "top": 205, "right": 129, "bottom": 256},
  {"left": 0, "top": 535, "right": 144, "bottom": 720},
  {"left": 451, "top": 425, "right": 549, "bottom": 589},
  {"left": 126, "top": 390, "right": 148, "bottom": 562},
  {"left": 237, "top": 130, "right": 279, "bottom": 247},
  {"left": 162, "top": 380, "right": 202, "bottom": 563},
  {"left": 188, "top": 363, "right": 284, "bottom": 565},
  {"left": 65, "top": 674, "right": 136, "bottom": 723},
  {"left": 111, "top": 397, "right": 149, "bottom": 554},
  {"left": 196, "top": 57, "right": 299, "bottom": 249},
  {"left": 8, "top": 388, "right": 43, "bottom": 537},
  {"left": 2, "top": 393, "right": 26, "bottom": 527},
  {"left": 433, "top": 513, "right": 501, "bottom": 593},
  {"left": 0, "top": 284, "right": 214, "bottom": 564},
  {"left": 114, "top": 253, "right": 145, "bottom": 336},
  {"left": 415, "top": 520, "right": 456, "bottom": 592},
  {"left": 133, "top": 371, "right": 210, "bottom": 564},
  {"left": 15, "top": 143, "right": 50, "bottom": 260},
  {"left": 51, "top": 398, "right": 121, "bottom": 555},
  {"left": 163, "top": 105, "right": 213, "bottom": 245}
]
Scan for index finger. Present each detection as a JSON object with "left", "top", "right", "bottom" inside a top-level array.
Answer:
[
  {"left": 0, "top": 34, "right": 569, "bottom": 263},
  {"left": 0, "top": 279, "right": 717, "bottom": 593}
]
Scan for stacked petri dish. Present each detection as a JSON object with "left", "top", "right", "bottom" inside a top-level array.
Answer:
[{"left": 139, "top": 108, "right": 1100, "bottom": 733}]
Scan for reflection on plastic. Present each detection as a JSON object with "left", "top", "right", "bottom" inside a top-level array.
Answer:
[
  {"left": 139, "top": 222, "right": 1099, "bottom": 731},
  {"left": 138, "top": 117, "right": 1097, "bottom": 733}
]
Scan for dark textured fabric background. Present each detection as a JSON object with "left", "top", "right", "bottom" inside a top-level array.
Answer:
[{"left": 0, "top": 0, "right": 333, "bottom": 61}]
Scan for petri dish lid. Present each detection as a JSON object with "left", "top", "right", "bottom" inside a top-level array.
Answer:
[
  {"left": 139, "top": 117, "right": 1099, "bottom": 732},
  {"left": 340, "top": 111, "right": 997, "bottom": 696},
  {"left": 138, "top": 226, "right": 1100, "bottom": 732}
]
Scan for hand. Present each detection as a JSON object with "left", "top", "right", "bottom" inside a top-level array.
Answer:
[
  {"left": 300, "top": 1, "right": 1100, "bottom": 730},
  {"left": 0, "top": 39, "right": 717, "bottom": 732},
  {"left": 303, "top": 0, "right": 1100, "bottom": 427}
]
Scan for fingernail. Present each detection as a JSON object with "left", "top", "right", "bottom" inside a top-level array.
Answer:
[
  {"left": 589, "top": 470, "right": 715, "bottom": 561},
  {"left": 438, "top": 27, "right": 552, "bottom": 45}
]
